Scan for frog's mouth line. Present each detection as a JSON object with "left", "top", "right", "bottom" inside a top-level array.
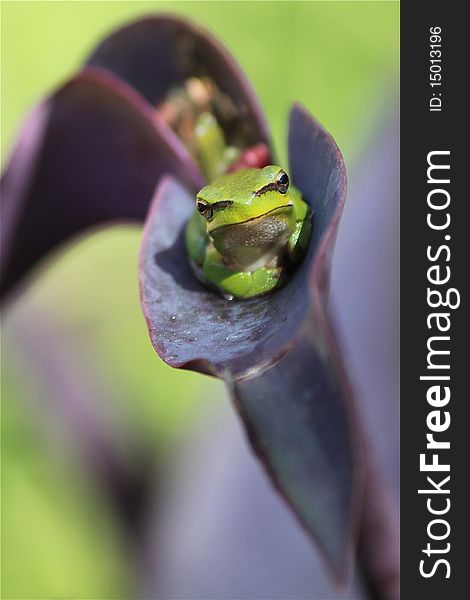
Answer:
[{"left": 210, "top": 204, "right": 293, "bottom": 235}]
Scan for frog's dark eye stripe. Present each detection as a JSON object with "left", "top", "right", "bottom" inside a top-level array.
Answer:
[
  {"left": 196, "top": 199, "right": 213, "bottom": 219},
  {"left": 196, "top": 199, "right": 233, "bottom": 219},
  {"left": 255, "top": 170, "right": 290, "bottom": 196},
  {"left": 212, "top": 200, "right": 233, "bottom": 210}
]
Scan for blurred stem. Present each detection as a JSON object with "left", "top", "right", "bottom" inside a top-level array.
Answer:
[{"left": 3, "top": 307, "right": 157, "bottom": 550}]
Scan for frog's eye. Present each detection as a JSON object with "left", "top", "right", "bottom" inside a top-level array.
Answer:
[
  {"left": 276, "top": 171, "right": 289, "bottom": 194},
  {"left": 196, "top": 199, "right": 213, "bottom": 220}
]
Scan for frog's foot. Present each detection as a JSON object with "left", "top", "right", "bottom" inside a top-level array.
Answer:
[{"left": 202, "top": 249, "right": 284, "bottom": 299}]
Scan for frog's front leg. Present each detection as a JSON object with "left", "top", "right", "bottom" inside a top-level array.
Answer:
[
  {"left": 202, "top": 248, "right": 283, "bottom": 299},
  {"left": 288, "top": 217, "right": 312, "bottom": 260},
  {"left": 185, "top": 211, "right": 209, "bottom": 267},
  {"left": 287, "top": 193, "right": 312, "bottom": 261}
]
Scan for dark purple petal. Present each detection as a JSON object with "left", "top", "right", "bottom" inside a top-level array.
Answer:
[
  {"left": 140, "top": 103, "right": 346, "bottom": 378},
  {"left": 86, "top": 15, "right": 272, "bottom": 150},
  {"left": 139, "top": 104, "right": 363, "bottom": 579},
  {"left": 0, "top": 69, "right": 204, "bottom": 299},
  {"left": 231, "top": 335, "right": 362, "bottom": 581},
  {"left": 139, "top": 175, "right": 306, "bottom": 378}
]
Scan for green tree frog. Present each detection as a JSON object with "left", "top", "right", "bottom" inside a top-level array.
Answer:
[{"left": 185, "top": 165, "right": 312, "bottom": 299}]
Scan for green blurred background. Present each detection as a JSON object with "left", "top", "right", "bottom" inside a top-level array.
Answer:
[{"left": 1, "top": 2, "right": 398, "bottom": 598}]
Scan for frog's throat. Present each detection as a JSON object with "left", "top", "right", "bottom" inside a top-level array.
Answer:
[
  {"left": 208, "top": 205, "right": 295, "bottom": 271},
  {"left": 209, "top": 204, "right": 293, "bottom": 235}
]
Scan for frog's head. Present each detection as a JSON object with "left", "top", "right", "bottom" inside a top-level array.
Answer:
[{"left": 195, "top": 165, "right": 297, "bottom": 270}]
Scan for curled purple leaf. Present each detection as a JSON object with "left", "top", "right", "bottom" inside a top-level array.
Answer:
[
  {"left": 231, "top": 334, "right": 361, "bottom": 580},
  {"left": 139, "top": 103, "right": 363, "bottom": 579},
  {"left": 139, "top": 174, "right": 306, "bottom": 377},
  {"left": 1, "top": 16, "right": 274, "bottom": 299},
  {"left": 86, "top": 15, "right": 272, "bottom": 151},
  {"left": 0, "top": 69, "right": 204, "bottom": 299},
  {"left": 140, "top": 103, "right": 345, "bottom": 378}
]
